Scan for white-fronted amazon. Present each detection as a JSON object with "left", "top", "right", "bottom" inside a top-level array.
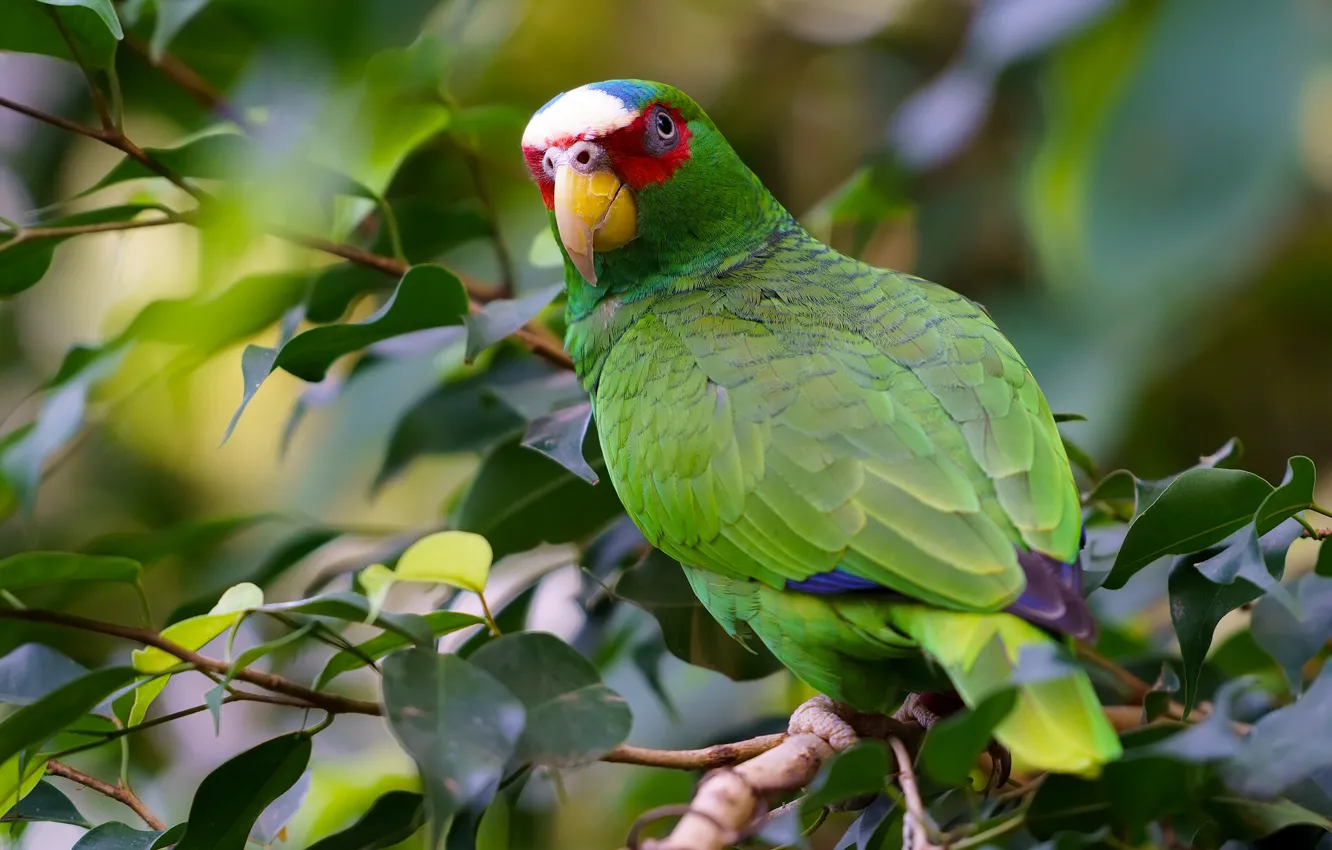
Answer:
[{"left": 521, "top": 80, "right": 1121, "bottom": 776}]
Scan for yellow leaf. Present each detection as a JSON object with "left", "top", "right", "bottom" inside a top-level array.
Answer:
[
  {"left": 359, "top": 563, "right": 396, "bottom": 624},
  {"left": 396, "top": 531, "right": 493, "bottom": 593},
  {"left": 129, "top": 582, "right": 264, "bottom": 725},
  {"left": 0, "top": 755, "right": 47, "bottom": 812}
]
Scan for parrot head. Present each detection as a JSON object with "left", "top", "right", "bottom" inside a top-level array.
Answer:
[{"left": 522, "top": 80, "right": 770, "bottom": 289}]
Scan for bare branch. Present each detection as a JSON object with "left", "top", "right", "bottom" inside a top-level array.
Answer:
[
  {"left": 603, "top": 734, "right": 788, "bottom": 771},
  {"left": 1, "top": 215, "right": 186, "bottom": 246},
  {"left": 43, "top": 6, "right": 114, "bottom": 131},
  {"left": 125, "top": 35, "right": 252, "bottom": 129},
  {"left": 0, "top": 94, "right": 111, "bottom": 143},
  {"left": 47, "top": 761, "right": 167, "bottom": 831}
]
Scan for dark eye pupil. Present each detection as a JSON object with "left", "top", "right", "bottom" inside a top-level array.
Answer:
[{"left": 656, "top": 112, "right": 674, "bottom": 137}]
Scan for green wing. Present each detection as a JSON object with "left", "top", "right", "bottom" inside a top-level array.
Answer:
[{"left": 594, "top": 267, "right": 1080, "bottom": 613}]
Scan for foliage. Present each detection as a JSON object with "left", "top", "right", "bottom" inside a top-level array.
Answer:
[{"left": 0, "top": 0, "right": 1330, "bottom": 849}]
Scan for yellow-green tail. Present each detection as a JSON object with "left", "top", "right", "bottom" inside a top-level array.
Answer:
[{"left": 890, "top": 607, "right": 1122, "bottom": 777}]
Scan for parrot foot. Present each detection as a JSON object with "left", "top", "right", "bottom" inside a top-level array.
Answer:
[
  {"left": 893, "top": 692, "right": 1012, "bottom": 792},
  {"left": 788, "top": 694, "right": 861, "bottom": 751}
]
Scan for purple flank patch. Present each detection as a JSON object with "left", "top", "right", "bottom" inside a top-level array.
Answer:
[{"left": 786, "top": 569, "right": 883, "bottom": 594}]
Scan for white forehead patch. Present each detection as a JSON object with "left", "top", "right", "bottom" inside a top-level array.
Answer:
[{"left": 522, "top": 85, "right": 637, "bottom": 149}]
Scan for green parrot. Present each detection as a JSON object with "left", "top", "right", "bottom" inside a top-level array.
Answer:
[{"left": 522, "top": 80, "right": 1122, "bottom": 776}]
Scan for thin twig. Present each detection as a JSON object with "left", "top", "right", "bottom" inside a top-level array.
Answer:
[
  {"left": 47, "top": 760, "right": 167, "bottom": 831},
  {"left": 1, "top": 216, "right": 185, "bottom": 245},
  {"left": 44, "top": 6, "right": 114, "bottom": 131},
  {"left": 0, "top": 608, "right": 378, "bottom": 715},
  {"left": 462, "top": 148, "right": 515, "bottom": 296},
  {"left": 125, "top": 35, "right": 252, "bottom": 128},
  {"left": 602, "top": 734, "right": 789, "bottom": 771},
  {"left": 0, "top": 93, "right": 110, "bottom": 142},
  {"left": 890, "top": 736, "right": 938, "bottom": 850}
]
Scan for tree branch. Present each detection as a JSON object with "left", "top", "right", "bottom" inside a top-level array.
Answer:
[
  {"left": 47, "top": 761, "right": 167, "bottom": 831},
  {"left": 44, "top": 6, "right": 114, "bottom": 131},
  {"left": 1, "top": 215, "right": 186, "bottom": 245},
  {"left": 0, "top": 608, "right": 378, "bottom": 716},
  {"left": 124, "top": 35, "right": 252, "bottom": 129},
  {"left": 0, "top": 93, "right": 110, "bottom": 143},
  {"left": 603, "top": 734, "right": 788, "bottom": 771}
]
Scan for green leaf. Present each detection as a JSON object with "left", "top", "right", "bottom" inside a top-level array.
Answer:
[
  {"left": 1220, "top": 665, "right": 1332, "bottom": 799},
  {"left": 396, "top": 531, "right": 493, "bottom": 593},
  {"left": 0, "top": 0, "right": 121, "bottom": 68},
  {"left": 380, "top": 648, "right": 525, "bottom": 846},
  {"left": 1027, "top": 750, "right": 1208, "bottom": 838},
  {"left": 455, "top": 434, "right": 622, "bottom": 560},
  {"left": 1103, "top": 467, "right": 1274, "bottom": 590},
  {"left": 130, "top": 583, "right": 262, "bottom": 725},
  {"left": 1169, "top": 521, "right": 1303, "bottom": 713},
  {"left": 84, "top": 514, "right": 275, "bottom": 565},
  {"left": 173, "top": 732, "right": 311, "bottom": 850},
  {"left": 357, "top": 564, "right": 396, "bottom": 625},
  {"left": 0, "top": 206, "right": 168, "bottom": 298},
  {"left": 249, "top": 769, "right": 310, "bottom": 846},
  {"left": 462, "top": 284, "right": 562, "bottom": 362},
  {"left": 148, "top": 0, "right": 208, "bottom": 59},
  {"left": 0, "top": 644, "right": 90, "bottom": 706},
  {"left": 1205, "top": 796, "right": 1332, "bottom": 839},
  {"left": 1, "top": 347, "right": 123, "bottom": 515},
  {"left": 469, "top": 632, "right": 631, "bottom": 766},
  {"left": 220, "top": 343, "right": 279, "bottom": 444},
  {"left": 258, "top": 592, "right": 435, "bottom": 645},
  {"left": 1, "top": 780, "right": 90, "bottom": 827},
  {"left": 38, "top": 0, "right": 121, "bottom": 38},
  {"left": 521, "top": 402, "right": 597, "bottom": 485},
  {"left": 616, "top": 550, "right": 783, "bottom": 681},
  {"left": 71, "top": 823, "right": 165, "bottom": 850},
  {"left": 276, "top": 265, "right": 469, "bottom": 383},
  {"left": 1319, "top": 540, "right": 1332, "bottom": 579},
  {"left": 919, "top": 689, "right": 1017, "bottom": 786},
  {"left": 304, "top": 790, "right": 423, "bottom": 850},
  {"left": 122, "top": 271, "right": 308, "bottom": 357},
  {"left": 0, "top": 755, "right": 49, "bottom": 815},
  {"left": 474, "top": 792, "right": 509, "bottom": 850},
  {"left": 314, "top": 611, "right": 484, "bottom": 689},
  {"left": 1252, "top": 572, "right": 1332, "bottom": 692},
  {"left": 831, "top": 794, "right": 895, "bottom": 850},
  {"left": 0, "top": 552, "right": 140, "bottom": 593},
  {"left": 1255, "top": 456, "right": 1318, "bottom": 534},
  {"left": 375, "top": 358, "right": 547, "bottom": 488},
  {"left": 0, "top": 666, "right": 136, "bottom": 765},
  {"left": 802, "top": 742, "right": 890, "bottom": 812}
]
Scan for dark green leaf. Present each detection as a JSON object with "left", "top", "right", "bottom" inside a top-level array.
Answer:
[
  {"left": 0, "top": 0, "right": 121, "bottom": 68},
  {"left": 259, "top": 592, "right": 435, "bottom": 645},
  {"left": 305, "top": 790, "right": 424, "bottom": 850},
  {"left": 84, "top": 514, "right": 274, "bottom": 564},
  {"left": 462, "top": 284, "right": 561, "bottom": 362},
  {"left": 1104, "top": 467, "right": 1274, "bottom": 589},
  {"left": 616, "top": 550, "right": 783, "bottom": 681},
  {"left": 375, "top": 357, "right": 548, "bottom": 488},
  {"left": 630, "top": 638, "right": 679, "bottom": 723},
  {"left": 122, "top": 271, "right": 308, "bottom": 356},
  {"left": 380, "top": 648, "right": 525, "bottom": 846},
  {"left": 1204, "top": 796, "right": 1332, "bottom": 839},
  {"left": 1224, "top": 665, "right": 1332, "bottom": 798},
  {"left": 173, "top": 732, "right": 311, "bottom": 850},
  {"left": 0, "top": 207, "right": 166, "bottom": 298},
  {"left": 802, "top": 742, "right": 889, "bottom": 812},
  {"left": 1027, "top": 752, "right": 1208, "bottom": 837},
  {"left": 315, "top": 610, "right": 485, "bottom": 688},
  {"left": 1052, "top": 412, "right": 1088, "bottom": 423},
  {"left": 72, "top": 823, "right": 164, "bottom": 850},
  {"left": 469, "top": 632, "right": 631, "bottom": 766},
  {"left": 1143, "top": 663, "right": 1181, "bottom": 723},
  {"left": 0, "top": 552, "right": 140, "bottom": 592},
  {"left": 919, "top": 689, "right": 1017, "bottom": 785},
  {"left": 520, "top": 402, "right": 597, "bottom": 484},
  {"left": 220, "top": 344, "right": 279, "bottom": 444},
  {"left": 1062, "top": 436, "right": 1098, "bottom": 480},
  {"left": 1251, "top": 574, "right": 1332, "bottom": 693},
  {"left": 1255, "top": 456, "right": 1318, "bottom": 534},
  {"left": 0, "top": 644, "right": 89, "bottom": 706},
  {"left": 1152, "top": 679, "right": 1248, "bottom": 763},
  {"left": 306, "top": 264, "right": 390, "bottom": 325},
  {"left": 488, "top": 371, "right": 585, "bottom": 421},
  {"left": 832, "top": 794, "right": 896, "bottom": 850},
  {"left": 250, "top": 770, "right": 310, "bottom": 845},
  {"left": 0, "top": 666, "right": 136, "bottom": 765},
  {"left": 1169, "top": 520, "right": 1302, "bottom": 713},
  {"left": 1320, "top": 541, "right": 1332, "bottom": 578},
  {"left": 276, "top": 265, "right": 468, "bottom": 382},
  {"left": 148, "top": 0, "right": 209, "bottom": 59},
  {"left": 455, "top": 433, "right": 622, "bottom": 560},
  {"left": 1, "top": 780, "right": 89, "bottom": 827}
]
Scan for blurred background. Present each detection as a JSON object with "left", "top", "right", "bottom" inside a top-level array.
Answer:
[{"left": 1, "top": 0, "right": 1330, "bottom": 847}]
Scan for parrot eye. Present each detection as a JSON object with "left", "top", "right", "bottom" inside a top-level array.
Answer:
[{"left": 644, "top": 105, "right": 680, "bottom": 155}]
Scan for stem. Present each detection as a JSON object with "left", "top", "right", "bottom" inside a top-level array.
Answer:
[
  {"left": 43, "top": 6, "right": 114, "bottom": 131},
  {"left": 0, "top": 215, "right": 184, "bottom": 248},
  {"left": 0, "top": 93, "right": 111, "bottom": 142},
  {"left": 1312, "top": 502, "right": 1332, "bottom": 521},
  {"left": 0, "top": 590, "right": 26, "bottom": 610},
  {"left": 47, "top": 760, "right": 167, "bottom": 831},
  {"left": 478, "top": 591, "right": 501, "bottom": 637},
  {"left": 602, "top": 734, "right": 788, "bottom": 771},
  {"left": 463, "top": 148, "right": 515, "bottom": 296},
  {"left": 949, "top": 810, "right": 1029, "bottom": 850},
  {"left": 125, "top": 35, "right": 252, "bottom": 129}
]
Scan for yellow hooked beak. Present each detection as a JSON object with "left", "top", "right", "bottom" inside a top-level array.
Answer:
[{"left": 553, "top": 163, "right": 637, "bottom": 286}]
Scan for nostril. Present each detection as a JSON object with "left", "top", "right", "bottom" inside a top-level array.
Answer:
[{"left": 575, "top": 150, "right": 591, "bottom": 165}]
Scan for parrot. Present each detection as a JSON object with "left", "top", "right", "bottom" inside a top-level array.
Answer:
[{"left": 521, "top": 79, "right": 1122, "bottom": 777}]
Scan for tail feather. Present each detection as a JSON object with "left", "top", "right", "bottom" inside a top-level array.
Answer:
[{"left": 889, "top": 606, "right": 1122, "bottom": 777}]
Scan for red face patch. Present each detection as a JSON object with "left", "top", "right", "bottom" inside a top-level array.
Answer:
[{"left": 523, "top": 101, "right": 692, "bottom": 210}]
